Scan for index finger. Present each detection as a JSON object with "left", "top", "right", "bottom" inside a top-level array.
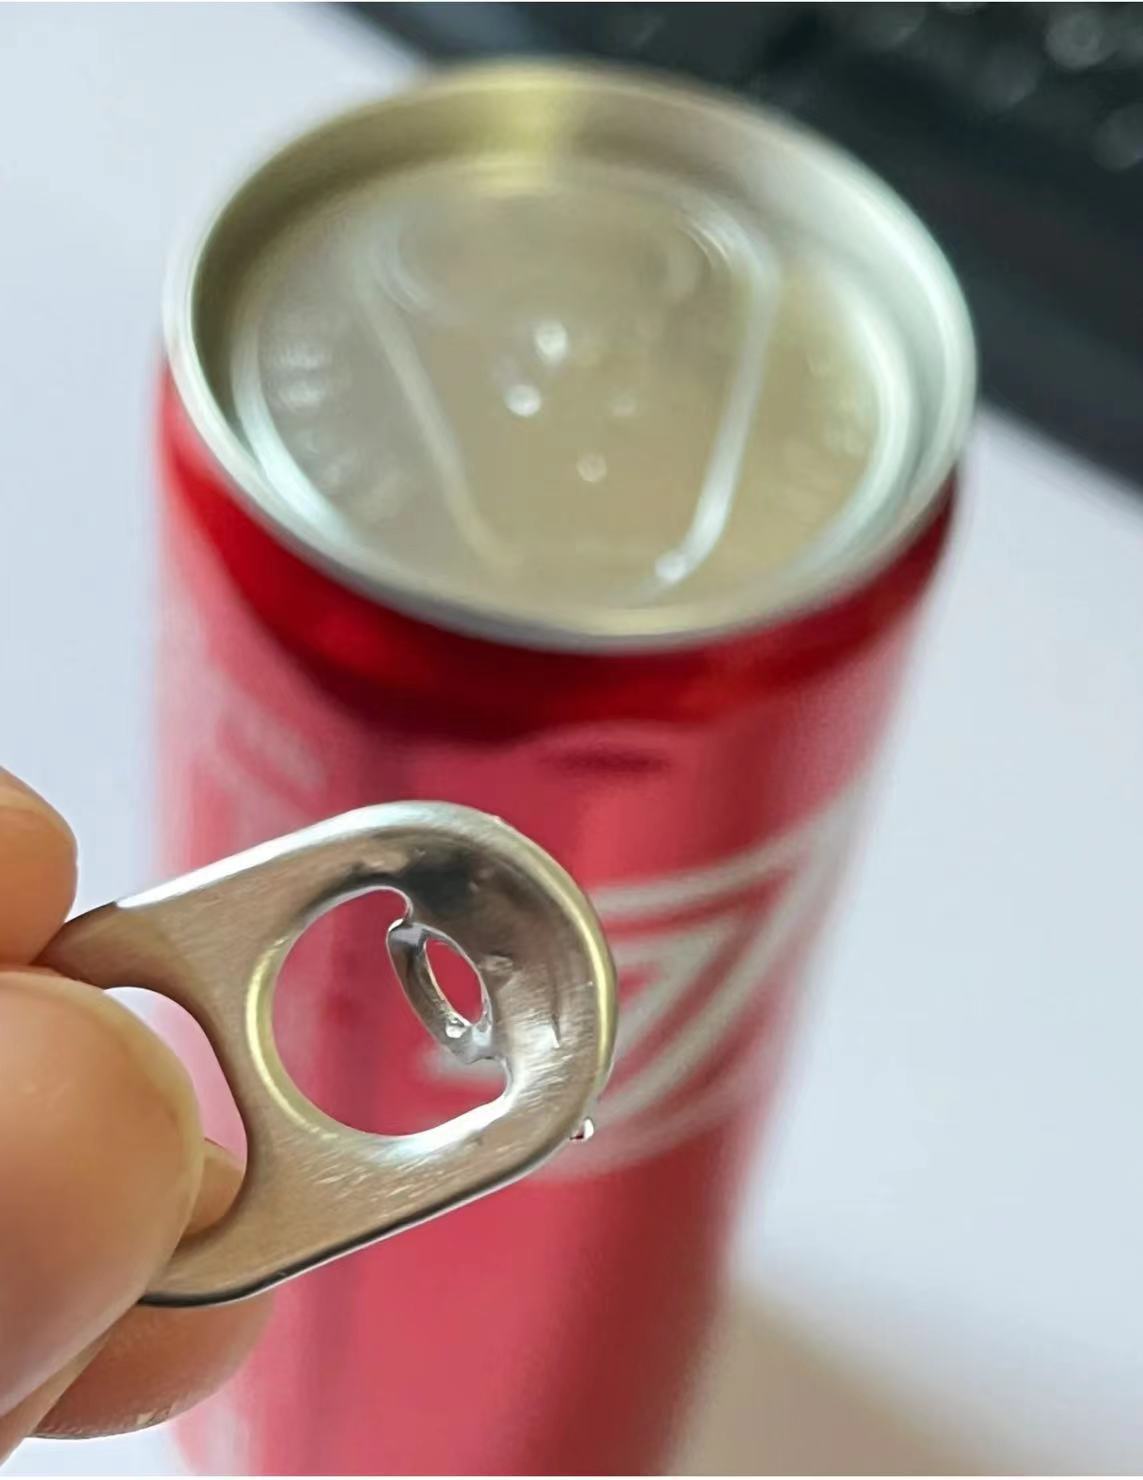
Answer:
[{"left": 0, "top": 770, "right": 77, "bottom": 964}]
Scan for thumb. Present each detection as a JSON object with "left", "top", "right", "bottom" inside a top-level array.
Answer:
[{"left": 0, "top": 970, "right": 203, "bottom": 1418}]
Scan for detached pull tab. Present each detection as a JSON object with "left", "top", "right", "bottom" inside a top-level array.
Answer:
[{"left": 40, "top": 804, "right": 617, "bottom": 1307}]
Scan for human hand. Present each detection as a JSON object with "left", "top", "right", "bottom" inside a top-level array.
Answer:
[{"left": 0, "top": 769, "right": 269, "bottom": 1461}]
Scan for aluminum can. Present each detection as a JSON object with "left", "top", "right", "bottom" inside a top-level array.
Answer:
[{"left": 156, "top": 64, "right": 974, "bottom": 1475}]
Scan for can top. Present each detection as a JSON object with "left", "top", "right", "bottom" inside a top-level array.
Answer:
[{"left": 168, "top": 64, "right": 974, "bottom": 652}]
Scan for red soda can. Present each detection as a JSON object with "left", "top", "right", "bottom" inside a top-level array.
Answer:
[{"left": 156, "top": 65, "right": 974, "bottom": 1475}]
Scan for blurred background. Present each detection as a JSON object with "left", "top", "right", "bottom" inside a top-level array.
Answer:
[{"left": 2, "top": 3, "right": 1143, "bottom": 1474}]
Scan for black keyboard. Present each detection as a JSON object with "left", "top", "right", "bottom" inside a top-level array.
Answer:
[{"left": 353, "top": 3, "right": 1143, "bottom": 485}]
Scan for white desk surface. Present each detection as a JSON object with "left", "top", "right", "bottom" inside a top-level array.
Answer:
[{"left": 3, "top": 6, "right": 1142, "bottom": 1476}]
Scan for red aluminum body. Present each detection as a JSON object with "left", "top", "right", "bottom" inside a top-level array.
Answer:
[{"left": 156, "top": 369, "right": 955, "bottom": 1475}]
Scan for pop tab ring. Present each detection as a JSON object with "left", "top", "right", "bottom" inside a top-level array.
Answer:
[{"left": 41, "top": 803, "right": 617, "bottom": 1307}]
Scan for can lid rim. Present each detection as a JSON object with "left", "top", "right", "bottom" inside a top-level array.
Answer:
[{"left": 165, "top": 61, "right": 975, "bottom": 654}]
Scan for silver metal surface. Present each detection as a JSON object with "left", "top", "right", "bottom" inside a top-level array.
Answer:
[
  {"left": 42, "top": 804, "right": 617, "bottom": 1306},
  {"left": 167, "top": 62, "right": 975, "bottom": 652}
]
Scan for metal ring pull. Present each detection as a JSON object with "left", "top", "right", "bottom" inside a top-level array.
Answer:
[{"left": 41, "top": 803, "right": 617, "bottom": 1307}]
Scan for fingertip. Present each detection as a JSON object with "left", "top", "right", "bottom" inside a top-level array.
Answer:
[
  {"left": 0, "top": 770, "right": 77, "bottom": 963},
  {"left": 36, "top": 1143, "right": 272, "bottom": 1441},
  {"left": 34, "top": 1284, "right": 271, "bottom": 1441},
  {"left": 0, "top": 971, "right": 203, "bottom": 1413}
]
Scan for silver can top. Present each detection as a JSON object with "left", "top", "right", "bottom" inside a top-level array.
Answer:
[{"left": 169, "top": 65, "right": 974, "bottom": 651}]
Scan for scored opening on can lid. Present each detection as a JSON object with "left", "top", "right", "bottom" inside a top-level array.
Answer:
[{"left": 167, "top": 63, "right": 975, "bottom": 652}]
